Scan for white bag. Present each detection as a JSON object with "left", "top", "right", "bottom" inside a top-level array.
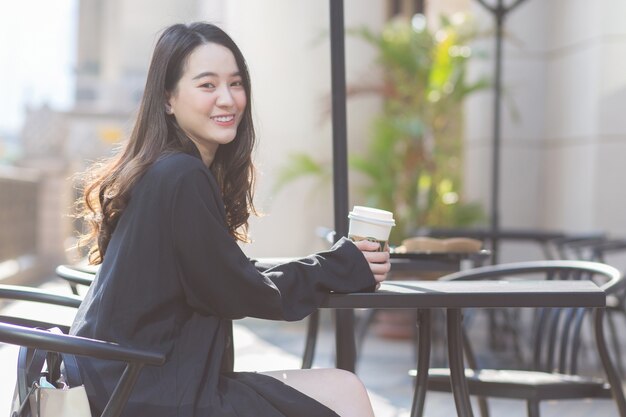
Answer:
[
  {"left": 13, "top": 379, "right": 92, "bottom": 417},
  {"left": 33, "top": 384, "right": 91, "bottom": 416},
  {"left": 11, "top": 328, "right": 92, "bottom": 417}
]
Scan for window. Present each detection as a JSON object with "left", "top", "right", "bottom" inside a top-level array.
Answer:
[{"left": 387, "top": 0, "right": 425, "bottom": 19}]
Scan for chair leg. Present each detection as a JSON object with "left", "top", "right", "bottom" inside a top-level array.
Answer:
[
  {"left": 607, "top": 311, "right": 625, "bottom": 378},
  {"left": 504, "top": 309, "right": 524, "bottom": 365},
  {"left": 488, "top": 310, "right": 498, "bottom": 350},
  {"left": 301, "top": 310, "right": 319, "bottom": 369},
  {"left": 69, "top": 283, "right": 80, "bottom": 296},
  {"left": 410, "top": 309, "right": 431, "bottom": 417},
  {"left": 477, "top": 397, "right": 490, "bottom": 417},
  {"left": 526, "top": 400, "right": 540, "bottom": 417}
]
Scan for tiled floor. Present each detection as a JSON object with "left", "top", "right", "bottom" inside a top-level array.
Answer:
[
  {"left": 236, "top": 313, "right": 623, "bottom": 417},
  {"left": 0, "top": 279, "right": 623, "bottom": 416}
]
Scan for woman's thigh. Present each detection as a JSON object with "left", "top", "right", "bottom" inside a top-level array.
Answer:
[{"left": 260, "top": 368, "right": 374, "bottom": 417}]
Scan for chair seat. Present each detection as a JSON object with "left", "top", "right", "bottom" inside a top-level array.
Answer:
[{"left": 425, "top": 368, "right": 612, "bottom": 400}]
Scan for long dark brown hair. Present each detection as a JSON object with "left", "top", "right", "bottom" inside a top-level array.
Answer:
[{"left": 78, "top": 22, "right": 257, "bottom": 264}]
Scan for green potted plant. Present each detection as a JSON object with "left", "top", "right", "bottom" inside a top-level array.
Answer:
[{"left": 276, "top": 13, "right": 488, "bottom": 245}]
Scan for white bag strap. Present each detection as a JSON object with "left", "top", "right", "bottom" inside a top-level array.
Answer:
[{"left": 12, "top": 383, "right": 37, "bottom": 417}]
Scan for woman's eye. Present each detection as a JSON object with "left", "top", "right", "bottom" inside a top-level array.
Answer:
[
  {"left": 231, "top": 80, "right": 243, "bottom": 87},
  {"left": 200, "top": 82, "right": 215, "bottom": 89}
]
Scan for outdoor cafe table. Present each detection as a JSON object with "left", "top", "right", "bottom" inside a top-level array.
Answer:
[
  {"left": 330, "top": 251, "right": 490, "bottom": 371},
  {"left": 321, "top": 279, "right": 607, "bottom": 417},
  {"left": 259, "top": 251, "right": 490, "bottom": 369}
]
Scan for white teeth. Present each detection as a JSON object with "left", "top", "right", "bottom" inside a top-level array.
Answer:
[{"left": 213, "top": 115, "right": 234, "bottom": 122}]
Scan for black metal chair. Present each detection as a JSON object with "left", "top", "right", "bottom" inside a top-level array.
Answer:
[
  {"left": 419, "top": 229, "right": 608, "bottom": 359},
  {"left": 425, "top": 261, "right": 626, "bottom": 417},
  {"left": 553, "top": 238, "right": 626, "bottom": 378},
  {"left": 3, "top": 322, "right": 165, "bottom": 417},
  {"left": 0, "top": 284, "right": 165, "bottom": 417},
  {"left": 55, "top": 264, "right": 97, "bottom": 295},
  {"left": 0, "top": 283, "right": 82, "bottom": 332}
]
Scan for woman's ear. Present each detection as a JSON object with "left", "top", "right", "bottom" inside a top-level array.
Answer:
[{"left": 164, "top": 91, "right": 174, "bottom": 115}]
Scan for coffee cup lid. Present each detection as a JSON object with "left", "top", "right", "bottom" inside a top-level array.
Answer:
[{"left": 348, "top": 206, "right": 395, "bottom": 226}]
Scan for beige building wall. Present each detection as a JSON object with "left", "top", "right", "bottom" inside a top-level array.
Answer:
[
  {"left": 64, "top": 0, "right": 626, "bottom": 260},
  {"left": 68, "top": 0, "right": 388, "bottom": 259},
  {"left": 545, "top": 0, "right": 626, "bottom": 235},
  {"left": 76, "top": 0, "right": 199, "bottom": 112},
  {"left": 464, "top": 0, "right": 626, "bottom": 243},
  {"left": 208, "top": 0, "right": 387, "bottom": 257}
]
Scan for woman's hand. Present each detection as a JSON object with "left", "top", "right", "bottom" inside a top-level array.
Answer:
[{"left": 352, "top": 239, "right": 391, "bottom": 286}]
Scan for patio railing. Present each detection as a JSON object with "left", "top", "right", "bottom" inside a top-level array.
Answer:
[{"left": 0, "top": 166, "right": 40, "bottom": 281}]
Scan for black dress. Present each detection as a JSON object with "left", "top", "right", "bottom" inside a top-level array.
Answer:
[{"left": 69, "top": 151, "right": 376, "bottom": 417}]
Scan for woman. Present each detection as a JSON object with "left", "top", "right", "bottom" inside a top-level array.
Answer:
[{"left": 71, "top": 22, "right": 390, "bottom": 417}]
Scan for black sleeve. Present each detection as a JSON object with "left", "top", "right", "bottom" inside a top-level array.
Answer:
[
  {"left": 249, "top": 259, "right": 276, "bottom": 273},
  {"left": 171, "top": 168, "right": 376, "bottom": 321}
]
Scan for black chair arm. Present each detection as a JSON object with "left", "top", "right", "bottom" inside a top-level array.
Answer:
[
  {"left": 2, "top": 322, "right": 166, "bottom": 417},
  {"left": 0, "top": 284, "right": 82, "bottom": 308},
  {"left": 56, "top": 264, "right": 96, "bottom": 287},
  {"left": 0, "top": 322, "right": 165, "bottom": 366},
  {"left": 0, "top": 316, "right": 71, "bottom": 333}
]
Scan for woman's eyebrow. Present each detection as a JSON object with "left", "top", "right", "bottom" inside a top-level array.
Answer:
[{"left": 192, "top": 71, "right": 241, "bottom": 80}]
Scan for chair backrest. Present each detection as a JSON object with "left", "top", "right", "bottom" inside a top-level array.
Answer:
[
  {"left": 0, "top": 284, "right": 82, "bottom": 332},
  {"left": 1, "top": 321, "right": 166, "bottom": 417},
  {"left": 547, "top": 236, "right": 607, "bottom": 260},
  {"left": 558, "top": 237, "right": 626, "bottom": 268},
  {"left": 553, "top": 239, "right": 626, "bottom": 309},
  {"left": 440, "top": 260, "right": 623, "bottom": 375},
  {"left": 0, "top": 284, "right": 165, "bottom": 417}
]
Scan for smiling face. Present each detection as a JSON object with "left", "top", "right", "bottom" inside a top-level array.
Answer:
[{"left": 167, "top": 42, "right": 247, "bottom": 166}]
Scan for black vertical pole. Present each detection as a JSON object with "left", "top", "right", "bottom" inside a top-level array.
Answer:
[
  {"left": 475, "top": 0, "right": 529, "bottom": 263},
  {"left": 490, "top": 0, "right": 504, "bottom": 264},
  {"left": 330, "top": 1, "right": 349, "bottom": 235},
  {"left": 329, "top": 0, "right": 356, "bottom": 372}
]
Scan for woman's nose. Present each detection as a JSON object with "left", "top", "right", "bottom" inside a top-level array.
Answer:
[{"left": 216, "top": 86, "right": 235, "bottom": 107}]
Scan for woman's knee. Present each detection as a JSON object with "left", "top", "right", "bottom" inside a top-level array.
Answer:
[
  {"left": 261, "top": 368, "right": 367, "bottom": 396},
  {"left": 260, "top": 369, "right": 374, "bottom": 417},
  {"left": 321, "top": 369, "right": 367, "bottom": 392},
  {"left": 308, "top": 368, "right": 370, "bottom": 401}
]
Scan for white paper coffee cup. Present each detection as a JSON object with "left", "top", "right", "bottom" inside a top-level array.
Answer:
[{"left": 348, "top": 206, "right": 395, "bottom": 251}]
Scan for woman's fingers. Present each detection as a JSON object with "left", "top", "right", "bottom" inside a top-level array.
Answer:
[
  {"left": 361, "top": 250, "right": 389, "bottom": 264},
  {"left": 369, "top": 261, "right": 390, "bottom": 275},
  {"left": 352, "top": 239, "right": 381, "bottom": 252},
  {"left": 351, "top": 239, "right": 391, "bottom": 284},
  {"left": 370, "top": 262, "right": 391, "bottom": 282}
]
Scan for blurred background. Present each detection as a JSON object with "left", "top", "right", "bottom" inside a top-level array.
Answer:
[{"left": 1, "top": 0, "right": 626, "bottom": 283}]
